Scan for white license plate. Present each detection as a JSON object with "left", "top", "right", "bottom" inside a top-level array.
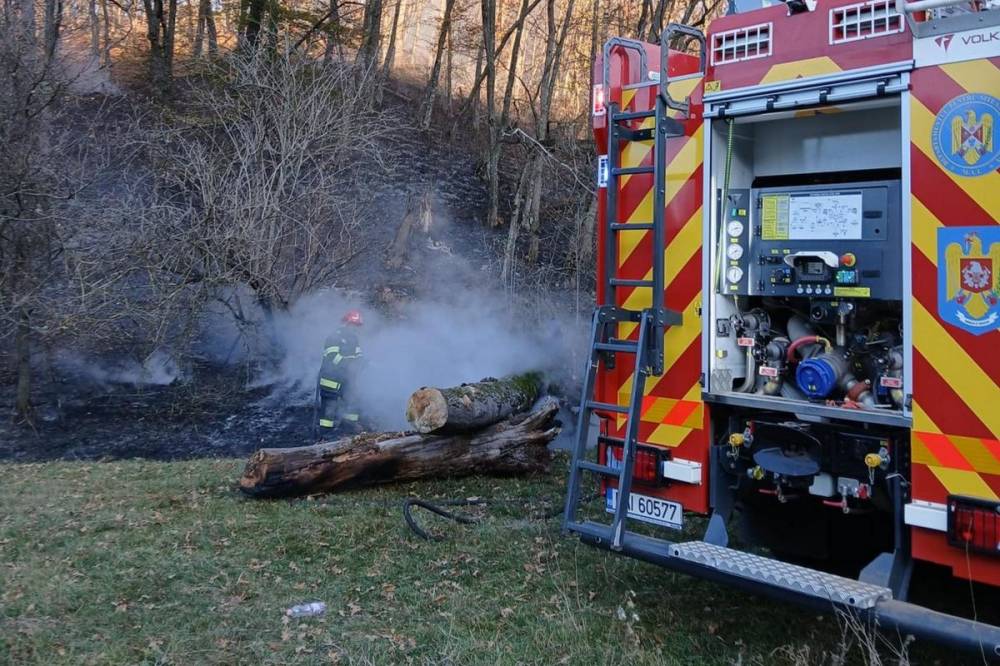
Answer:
[{"left": 605, "top": 488, "right": 683, "bottom": 530}]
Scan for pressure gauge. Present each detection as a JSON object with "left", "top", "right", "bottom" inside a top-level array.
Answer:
[
  {"left": 726, "top": 243, "right": 744, "bottom": 260},
  {"left": 726, "top": 220, "right": 744, "bottom": 238},
  {"left": 726, "top": 266, "right": 744, "bottom": 284}
]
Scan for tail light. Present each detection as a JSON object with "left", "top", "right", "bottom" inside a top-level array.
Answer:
[
  {"left": 947, "top": 495, "right": 1000, "bottom": 556},
  {"left": 603, "top": 439, "right": 667, "bottom": 486},
  {"left": 592, "top": 84, "right": 606, "bottom": 117}
]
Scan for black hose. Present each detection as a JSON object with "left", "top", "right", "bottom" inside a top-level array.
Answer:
[
  {"left": 402, "top": 498, "right": 487, "bottom": 541},
  {"left": 403, "top": 493, "right": 599, "bottom": 541}
]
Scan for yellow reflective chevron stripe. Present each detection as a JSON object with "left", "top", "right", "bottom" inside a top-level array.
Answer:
[
  {"left": 342, "top": 413, "right": 360, "bottom": 422},
  {"left": 319, "top": 378, "right": 341, "bottom": 390},
  {"left": 318, "top": 419, "right": 335, "bottom": 428},
  {"left": 325, "top": 345, "right": 340, "bottom": 355}
]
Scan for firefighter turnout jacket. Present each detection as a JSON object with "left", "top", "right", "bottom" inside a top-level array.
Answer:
[{"left": 316, "top": 329, "right": 362, "bottom": 431}]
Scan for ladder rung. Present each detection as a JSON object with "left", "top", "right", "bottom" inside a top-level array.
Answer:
[
  {"left": 610, "top": 222, "right": 654, "bottom": 231},
  {"left": 612, "top": 109, "right": 655, "bottom": 121},
  {"left": 610, "top": 278, "right": 654, "bottom": 288},
  {"left": 576, "top": 461, "right": 620, "bottom": 476},
  {"left": 618, "top": 128, "right": 654, "bottom": 142},
  {"left": 586, "top": 401, "right": 630, "bottom": 414},
  {"left": 612, "top": 166, "right": 654, "bottom": 176},
  {"left": 594, "top": 342, "right": 637, "bottom": 354}
]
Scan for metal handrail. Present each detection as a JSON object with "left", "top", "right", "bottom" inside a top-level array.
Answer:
[
  {"left": 660, "top": 23, "right": 707, "bottom": 116},
  {"left": 601, "top": 37, "right": 649, "bottom": 102}
]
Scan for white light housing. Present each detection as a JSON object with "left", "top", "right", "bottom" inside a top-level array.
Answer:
[
  {"left": 597, "top": 155, "right": 609, "bottom": 188},
  {"left": 592, "top": 84, "right": 606, "bottom": 117}
]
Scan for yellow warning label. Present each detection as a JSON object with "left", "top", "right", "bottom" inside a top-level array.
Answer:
[
  {"left": 761, "top": 195, "right": 789, "bottom": 241},
  {"left": 834, "top": 287, "right": 871, "bottom": 298},
  {"left": 705, "top": 80, "right": 722, "bottom": 93}
]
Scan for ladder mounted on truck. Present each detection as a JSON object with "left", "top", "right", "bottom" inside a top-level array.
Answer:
[{"left": 563, "top": 24, "right": 705, "bottom": 550}]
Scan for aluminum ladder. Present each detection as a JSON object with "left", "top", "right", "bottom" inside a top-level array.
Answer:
[{"left": 563, "top": 25, "right": 705, "bottom": 550}]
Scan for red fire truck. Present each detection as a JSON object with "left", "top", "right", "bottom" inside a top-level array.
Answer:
[{"left": 563, "top": 0, "right": 1000, "bottom": 654}]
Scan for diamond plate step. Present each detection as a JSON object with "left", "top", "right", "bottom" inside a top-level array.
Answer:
[{"left": 670, "top": 541, "right": 892, "bottom": 609}]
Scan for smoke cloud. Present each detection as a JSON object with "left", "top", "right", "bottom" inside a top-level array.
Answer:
[
  {"left": 54, "top": 349, "right": 181, "bottom": 387},
  {"left": 259, "top": 288, "right": 588, "bottom": 431}
]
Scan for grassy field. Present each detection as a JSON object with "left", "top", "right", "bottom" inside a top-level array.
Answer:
[{"left": 0, "top": 458, "right": 945, "bottom": 665}]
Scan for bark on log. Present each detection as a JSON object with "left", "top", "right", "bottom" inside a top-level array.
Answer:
[
  {"left": 405, "top": 372, "right": 541, "bottom": 434},
  {"left": 239, "top": 400, "right": 559, "bottom": 498}
]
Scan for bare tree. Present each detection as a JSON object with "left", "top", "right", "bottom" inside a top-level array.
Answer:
[
  {"left": 460, "top": 0, "right": 543, "bottom": 120},
  {"left": 142, "top": 0, "right": 177, "bottom": 89},
  {"left": 418, "top": 0, "right": 457, "bottom": 130},
  {"left": 480, "top": 0, "right": 498, "bottom": 226},
  {"left": 379, "top": 0, "right": 402, "bottom": 76},
  {"left": 498, "top": 0, "right": 576, "bottom": 269},
  {"left": 322, "top": 0, "right": 345, "bottom": 63},
  {"left": 357, "top": 0, "right": 382, "bottom": 69},
  {"left": 193, "top": 0, "right": 218, "bottom": 57}
]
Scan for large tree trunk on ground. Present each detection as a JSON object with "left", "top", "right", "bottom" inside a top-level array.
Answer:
[
  {"left": 240, "top": 400, "right": 559, "bottom": 497},
  {"left": 406, "top": 372, "right": 541, "bottom": 434}
]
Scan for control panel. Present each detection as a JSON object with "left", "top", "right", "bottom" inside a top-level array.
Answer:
[
  {"left": 720, "top": 181, "right": 901, "bottom": 300},
  {"left": 717, "top": 188, "right": 751, "bottom": 295}
]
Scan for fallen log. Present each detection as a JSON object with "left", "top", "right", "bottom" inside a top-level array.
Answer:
[
  {"left": 239, "top": 400, "right": 559, "bottom": 498},
  {"left": 405, "top": 372, "right": 542, "bottom": 434}
]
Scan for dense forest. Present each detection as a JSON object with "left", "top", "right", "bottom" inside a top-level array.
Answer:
[{"left": 0, "top": 0, "right": 722, "bottom": 423}]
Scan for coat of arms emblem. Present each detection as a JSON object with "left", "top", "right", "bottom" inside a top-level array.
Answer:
[
  {"left": 938, "top": 227, "right": 1000, "bottom": 335},
  {"left": 932, "top": 93, "right": 1000, "bottom": 178}
]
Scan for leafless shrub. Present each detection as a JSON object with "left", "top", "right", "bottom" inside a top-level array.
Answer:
[{"left": 120, "top": 49, "right": 393, "bottom": 325}]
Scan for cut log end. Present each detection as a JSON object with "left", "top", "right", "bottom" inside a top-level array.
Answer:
[
  {"left": 405, "top": 373, "right": 542, "bottom": 435},
  {"left": 405, "top": 387, "right": 448, "bottom": 433}
]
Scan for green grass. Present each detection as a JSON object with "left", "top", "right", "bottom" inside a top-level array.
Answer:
[{"left": 0, "top": 458, "right": 926, "bottom": 665}]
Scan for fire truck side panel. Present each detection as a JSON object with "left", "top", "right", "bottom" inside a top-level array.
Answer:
[
  {"left": 908, "top": 57, "right": 1000, "bottom": 585},
  {"left": 593, "top": 46, "right": 711, "bottom": 514}
]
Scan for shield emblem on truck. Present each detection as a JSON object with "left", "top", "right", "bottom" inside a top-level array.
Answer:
[
  {"left": 938, "top": 227, "right": 1000, "bottom": 335},
  {"left": 931, "top": 93, "right": 1000, "bottom": 178}
]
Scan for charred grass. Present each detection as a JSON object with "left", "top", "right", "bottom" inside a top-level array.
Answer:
[{"left": 0, "top": 458, "right": 954, "bottom": 665}]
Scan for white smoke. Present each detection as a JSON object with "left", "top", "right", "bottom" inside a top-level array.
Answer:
[
  {"left": 54, "top": 348, "right": 181, "bottom": 386},
  {"left": 258, "top": 287, "right": 588, "bottom": 430}
]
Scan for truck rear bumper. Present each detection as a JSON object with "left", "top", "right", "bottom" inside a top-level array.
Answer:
[{"left": 569, "top": 520, "right": 1000, "bottom": 659}]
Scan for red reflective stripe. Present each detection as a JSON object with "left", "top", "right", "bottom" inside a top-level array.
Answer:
[
  {"left": 916, "top": 432, "right": 975, "bottom": 471},
  {"left": 663, "top": 400, "right": 699, "bottom": 426}
]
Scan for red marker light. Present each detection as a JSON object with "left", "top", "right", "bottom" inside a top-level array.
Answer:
[{"left": 592, "top": 84, "right": 606, "bottom": 117}]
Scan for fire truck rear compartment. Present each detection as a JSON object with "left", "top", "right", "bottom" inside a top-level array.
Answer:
[
  {"left": 702, "top": 98, "right": 910, "bottom": 562},
  {"left": 706, "top": 98, "right": 907, "bottom": 418}
]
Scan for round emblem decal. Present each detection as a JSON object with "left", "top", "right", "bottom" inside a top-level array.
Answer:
[{"left": 931, "top": 93, "right": 1000, "bottom": 178}]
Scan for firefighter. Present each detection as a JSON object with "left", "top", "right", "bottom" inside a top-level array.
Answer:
[{"left": 315, "top": 309, "right": 364, "bottom": 437}]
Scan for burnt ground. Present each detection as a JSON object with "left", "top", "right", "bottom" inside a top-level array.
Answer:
[
  {"left": 0, "top": 90, "right": 588, "bottom": 463},
  {"left": 0, "top": 368, "right": 315, "bottom": 462}
]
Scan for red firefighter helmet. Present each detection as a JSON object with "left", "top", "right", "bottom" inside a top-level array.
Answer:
[{"left": 342, "top": 309, "right": 364, "bottom": 326}]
